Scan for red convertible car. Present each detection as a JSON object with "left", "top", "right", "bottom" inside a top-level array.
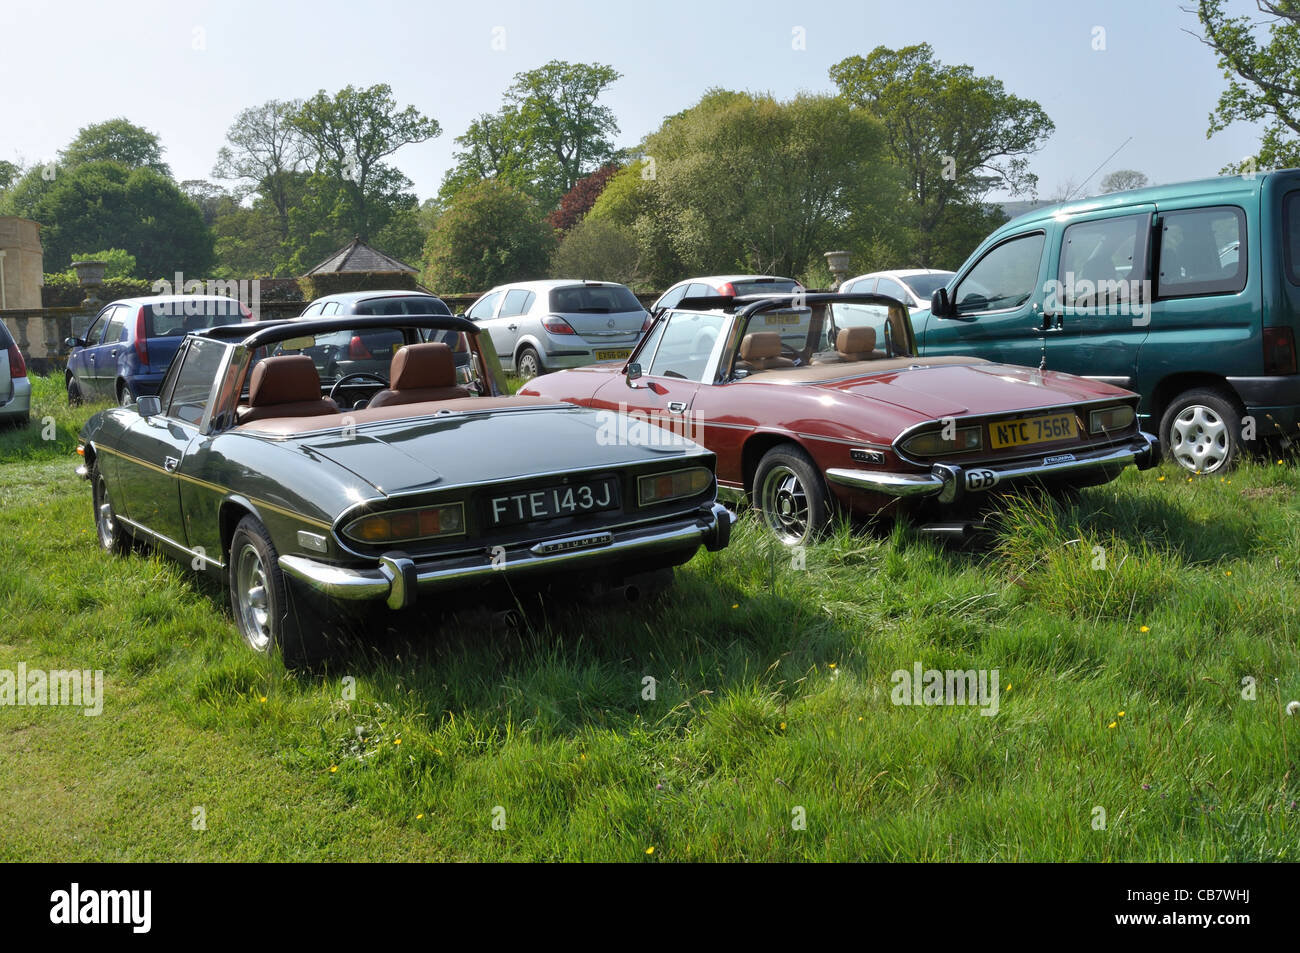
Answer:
[{"left": 521, "top": 292, "right": 1160, "bottom": 544}]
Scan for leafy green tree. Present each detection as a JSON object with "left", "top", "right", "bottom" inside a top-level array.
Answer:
[
  {"left": 21, "top": 161, "right": 212, "bottom": 275},
  {"left": 292, "top": 84, "right": 440, "bottom": 242},
  {"left": 1099, "top": 169, "right": 1150, "bottom": 193},
  {"left": 59, "top": 118, "right": 171, "bottom": 176},
  {"left": 421, "top": 180, "right": 554, "bottom": 293},
  {"left": 0, "top": 160, "right": 19, "bottom": 192},
  {"left": 830, "top": 43, "right": 1054, "bottom": 265},
  {"left": 212, "top": 99, "right": 309, "bottom": 240},
  {"left": 606, "top": 91, "right": 895, "bottom": 285},
  {"left": 67, "top": 248, "right": 137, "bottom": 278},
  {"left": 552, "top": 218, "right": 641, "bottom": 287},
  {"left": 1195, "top": 0, "right": 1300, "bottom": 170},
  {"left": 440, "top": 61, "right": 621, "bottom": 208}
]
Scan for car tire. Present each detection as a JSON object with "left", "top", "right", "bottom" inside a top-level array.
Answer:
[
  {"left": 91, "top": 462, "right": 130, "bottom": 554},
  {"left": 1159, "top": 388, "right": 1242, "bottom": 475},
  {"left": 516, "top": 346, "right": 543, "bottom": 380},
  {"left": 753, "top": 444, "right": 834, "bottom": 546},
  {"left": 228, "top": 515, "right": 329, "bottom": 667},
  {"left": 67, "top": 375, "right": 83, "bottom": 406},
  {"left": 118, "top": 381, "right": 134, "bottom": 407}
]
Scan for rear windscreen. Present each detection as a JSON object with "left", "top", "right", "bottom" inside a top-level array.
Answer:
[
  {"left": 900, "top": 273, "right": 953, "bottom": 299},
  {"left": 550, "top": 285, "right": 642, "bottom": 314},
  {"left": 355, "top": 296, "right": 452, "bottom": 315},
  {"left": 145, "top": 299, "right": 247, "bottom": 337},
  {"left": 731, "top": 279, "right": 801, "bottom": 296}
]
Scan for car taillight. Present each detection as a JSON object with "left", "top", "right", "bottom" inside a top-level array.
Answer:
[
  {"left": 640, "top": 313, "right": 655, "bottom": 333},
  {"left": 542, "top": 315, "right": 576, "bottom": 335},
  {"left": 638, "top": 467, "right": 713, "bottom": 506},
  {"left": 344, "top": 502, "right": 465, "bottom": 543},
  {"left": 716, "top": 282, "right": 735, "bottom": 296},
  {"left": 1263, "top": 326, "right": 1297, "bottom": 375},
  {"left": 349, "top": 335, "right": 373, "bottom": 360},
  {"left": 135, "top": 306, "right": 148, "bottom": 366},
  {"left": 6, "top": 342, "right": 26, "bottom": 378}
]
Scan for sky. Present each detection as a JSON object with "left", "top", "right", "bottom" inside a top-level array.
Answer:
[{"left": 0, "top": 0, "right": 1269, "bottom": 203}]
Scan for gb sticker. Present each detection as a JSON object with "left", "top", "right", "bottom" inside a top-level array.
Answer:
[{"left": 964, "top": 468, "right": 999, "bottom": 491}]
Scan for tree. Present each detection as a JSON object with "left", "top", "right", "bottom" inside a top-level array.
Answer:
[
  {"left": 440, "top": 61, "right": 621, "bottom": 208},
  {"left": 21, "top": 161, "right": 212, "bottom": 275},
  {"left": 1099, "top": 169, "right": 1150, "bottom": 193},
  {"left": 421, "top": 180, "right": 554, "bottom": 293},
  {"left": 292, "top": 84, "right": 440, "bottom": 241},
  {"left": 180, "top": 179, "right": 229, "bottom": 227},
  {"left": 0, "top": 160, "right": 19, "bottom": 192},
  {"left": 67, "top": 248, "right": 137, "bottom": 279},
  {"left": 212, "top": 99, "right": 309, "bottom": 239},
  {"left": 552, "top": 218, "right": 641, "bottom": 287},
  {"left": 830, "top": 43, "right": 1054, "bottom": 264},
  {"left": 548, "top": 163, "right": 619, "bottom": 232},
  {"left": 1194, "top": 1, "right": 1300, "bottom": 170},
  {"left": 59, "top": 118, "right": 171, "bottom": 176},
  {"left": 602, "top": 91, "right": 896, "bottom": 286}
]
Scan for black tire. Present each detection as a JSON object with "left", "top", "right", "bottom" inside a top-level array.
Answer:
[
  {"left": 1159, "top": 388, "right": 1243, "bottom": 475},
  {"left": 91, "top": 462, "right": 130, "bottom": 554},
  {"left": 227, "top": 515, "right": 329, "bottom": 667},
  {"left": 67, "top": 375, "right": 83, "bottom": 406},
  {"left": 752, "top": 444, "right": 834, "bottom": 546},
  {"left": 117, "top": 381, "right": 135, "bottom": 407},
  {"left": 516, "top": 346, "right": 543, "bottom": 380}
]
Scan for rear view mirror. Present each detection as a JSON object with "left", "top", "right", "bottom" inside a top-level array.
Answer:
[
  {"left": 64, "top": 337, "right": 82, "bottom": 349},
  {"left": 930, "top": 288, "right": 952, "bottom": 317},
  {"left": 625, "top": 362, "right": 643, "bottom": 388},
  {"left": 136, "top": 396, "right": 161, "bottom": 418}
]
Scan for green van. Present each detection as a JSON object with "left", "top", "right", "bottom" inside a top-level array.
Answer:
[{"left": 922, "top": 171, "right": 1300, "bottom": 474}]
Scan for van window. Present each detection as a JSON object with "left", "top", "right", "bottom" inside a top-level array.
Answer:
[
  {"left": 1058, "top": 214, "right": 1149, "bottom": 308},
  {"left": 1283, "top": 192, "right": 1300, "bottom": 285},
  {"left": 1156, "top": 206, "right": 1246, "bottom": 298},
  {"left": 953, "top": 233, "right": 1045, "bottom": 314}
]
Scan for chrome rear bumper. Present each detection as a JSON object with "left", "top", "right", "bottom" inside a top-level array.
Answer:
[
  {"left": 825, "top": 432, "right": 1159, "bottom": 504},
  {"left": 279, "top": 502, "right": 735, "bottom": 610}
]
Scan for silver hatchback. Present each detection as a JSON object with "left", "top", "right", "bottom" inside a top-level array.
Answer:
[
  {"left": 466, "top": 280, "right": 648, "bottom": 378},
  {"left": 0, "top": 321, "right": 31, "bottom": 427}
]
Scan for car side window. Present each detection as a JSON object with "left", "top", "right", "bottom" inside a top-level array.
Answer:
[
  {"left": 103, "top": 310, "right": 130, "bottom": 345},
  {"left": 953, "top": 232, "right": 1046, "bottom": 315},
  {"left": 647, "top": 311, "right": 727, "bottom": 381},
  {"left": 656, "top": 285, "right": 687, "bottom": 311},
  {"left": 1156, "top": 206, "right": 1247, "bottom": 298},
  {"left": 165, "top": 338, "right": 227, "bottom": 427},
  {"left": 1059, "top": 214, "right": 1149, "bottom": 308},
  {"left": 467, "top": 291, "right": 502, "bottom": 320},
  {"left": 874, "top": 277, "right": 908, "bottom": 303},
  {"left": 85, "top": 307, "right": 115, "bottom": 344},
  {"left": 499, "top": 289, "right": 532, "bottom": 318}
]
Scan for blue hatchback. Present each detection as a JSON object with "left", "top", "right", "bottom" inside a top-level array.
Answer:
[{"left": 65, "top": 295, "right": 250, "bottom": 405}]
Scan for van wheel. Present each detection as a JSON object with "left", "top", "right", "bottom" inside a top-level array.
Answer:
[
  {"left": 516, "top": 346, "right": 543, "bottom": 380},
  {"left": 753, "top": 445, "right": 834, "bottom": 546},
  {"left": 1159, "top": 388, "right": 1242, "bottom": 475},
  {"left": 228, "top": 515, "right": 329, "bottom": 667}
]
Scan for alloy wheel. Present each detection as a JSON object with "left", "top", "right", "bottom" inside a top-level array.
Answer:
[
  {"left": 760, "top": 464, "right": 810, "bottom": 544},
  {"left": 234, "top": 542, "right": 273, "bottom": 653}
]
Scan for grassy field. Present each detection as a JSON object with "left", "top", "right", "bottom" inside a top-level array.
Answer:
[{"left": 1, "top": 373, "right": 1298, "bottom": 861}]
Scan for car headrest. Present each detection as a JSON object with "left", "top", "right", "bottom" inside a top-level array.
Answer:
[
  {"left": 837, "top": 326, "right": 876, "bottom": 355},
  {"left": 391, "top": 342, "right": 456, "bottom": 390},
  {"left": 740, "top": 331, "right": 784, "bottom": 361},
  {"left": 249, "top": 355, "right": 322, "bottom": 407}
]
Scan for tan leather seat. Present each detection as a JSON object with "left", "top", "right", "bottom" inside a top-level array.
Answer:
[
  {"left": 734, "top": 331, "right": 796, "bottom": 373},
  {"left": 836, "top": 326, "right": 877, "bottom": 361},
  {"left": 237, "top": 355, "right": 339, "bottom": 424},
  {"left": 367, "top": 342, "right": 469, "bottom": 408}
]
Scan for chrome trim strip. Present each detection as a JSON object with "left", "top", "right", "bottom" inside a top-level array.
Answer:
[{"left": 117, "top": 515, "right": 226, "bottom": 570}]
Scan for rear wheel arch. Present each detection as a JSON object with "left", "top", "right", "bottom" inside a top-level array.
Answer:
[
  {"left": 741, "top": 433, "right": 812, "bottom": 497},
  {"left": 1149, "top": 372, "right": 1243, "bottom": 425}
]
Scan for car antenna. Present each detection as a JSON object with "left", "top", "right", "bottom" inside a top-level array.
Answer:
[{"left": 1064, "top": 136, "right": 1133, "bottom": 202}]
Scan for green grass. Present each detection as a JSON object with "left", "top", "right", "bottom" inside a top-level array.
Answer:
[{"left": 2, "top": 373, "right": 1298, "bottom": 860}]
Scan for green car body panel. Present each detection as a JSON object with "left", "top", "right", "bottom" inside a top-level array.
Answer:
[{"left": 920, "top": 170, "right": 1300, "bottom": 462}]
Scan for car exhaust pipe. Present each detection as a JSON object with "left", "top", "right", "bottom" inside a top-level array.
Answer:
[{"left": 916, "top": 520, "right": 987, "bottom": 540}]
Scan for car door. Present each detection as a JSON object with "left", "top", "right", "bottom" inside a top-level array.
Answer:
[
  {"left": 1045, "top": 206, "right": 1154, "bottom": 387},
  {"left": 466, "top": 291, "right": 506, "bottom": 367},
  {"left": 495, "top": 288, "right": 534, "bottom": 364},
  {"left": 921, "top": 230, "right": 1050, "bottom": 370},
  {"left": 70, "top": 307, "right": 111, "bottom": 398},
  {"left": 114, "top": 337, "right": 224, "bottom": 551},
  {"left": 599, "top": 309, "right": 725, "bottom": 442}
]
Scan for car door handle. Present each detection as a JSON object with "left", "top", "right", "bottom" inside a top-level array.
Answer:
[
  {"left": 1032, "top": 315, "right": 1063, "bottom": 333},
  {"left": 667, "top": 401, "right": 688, "bottom": 414},
  {"left": 163, "top": 456, "right": 180, "bottom": 473},
  {"left": 508, "top": 323, "right": 518, "bottom": 331}
]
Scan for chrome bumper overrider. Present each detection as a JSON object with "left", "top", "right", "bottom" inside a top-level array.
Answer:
[
  {"left": 279, "top": 502, "right": 736, "bottom": 611},
  {"left": 825, "top": 432, "right": 1159, "bottom": 504}
]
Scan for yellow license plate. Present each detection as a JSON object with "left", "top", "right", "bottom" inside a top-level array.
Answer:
[
  {"left": 392, "top": 343, "right": 402, "bottom": 354},
  {"left": 988, "top": 412, "right": 1078, "bottom": 449},
  {"left": 594, "top": 349, "right": 631, "bottom": 361}
]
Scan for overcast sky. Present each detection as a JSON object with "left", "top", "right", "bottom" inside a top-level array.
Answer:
[{"left": 0, "top": 0, "right": 1267, "bottom": 202}]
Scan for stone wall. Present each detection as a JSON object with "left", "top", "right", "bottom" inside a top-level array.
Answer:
[{"left": 0, "top": 217, "right": 44, "bottom": 311}]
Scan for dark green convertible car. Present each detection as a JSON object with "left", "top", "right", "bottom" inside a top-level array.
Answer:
[{"left": 76, "top": 314, "right": 734, "bottom": 663}]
